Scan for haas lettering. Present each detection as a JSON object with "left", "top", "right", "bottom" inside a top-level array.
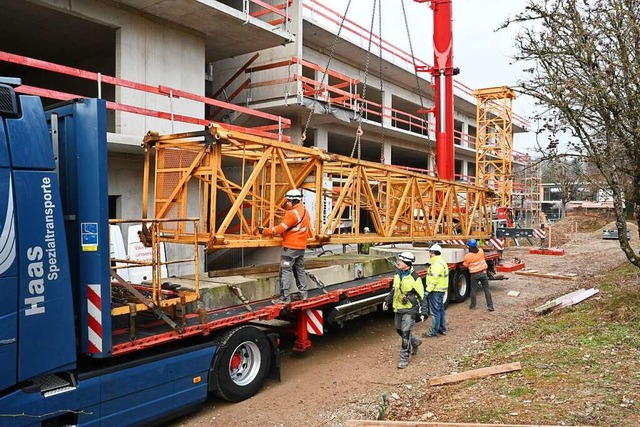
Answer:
[{"left": 25, "top": 246, "right": 46, "bottom": 316}]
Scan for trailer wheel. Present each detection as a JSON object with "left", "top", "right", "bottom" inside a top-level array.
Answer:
[
  {"left": 451, "top": 268, "right": 471, "bottom": 302},
  {"left": 210, "top": 325, "right": 271, "bottom": 402}
]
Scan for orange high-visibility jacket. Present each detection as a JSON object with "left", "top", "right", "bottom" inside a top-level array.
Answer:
[
  {"left": 268, "top": 203, "right": 311, "bottom": 250},
  {"left": 463, "top": 248, "right": 488, "bottom": 274}
]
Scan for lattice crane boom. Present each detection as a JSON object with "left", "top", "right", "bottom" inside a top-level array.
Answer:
[{"left": 142, "top": 124, "right": 496, "bottom": 251}]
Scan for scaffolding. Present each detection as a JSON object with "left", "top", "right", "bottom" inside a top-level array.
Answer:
[
  {"left": 512, "top": 153, "right": 542, "bottom": 228},
  {"left": 474, "top": 86, "right": 516, "bottom": 210}
]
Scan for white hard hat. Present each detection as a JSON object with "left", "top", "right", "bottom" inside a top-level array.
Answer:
[
  {"left": 398, "top": 251, "right": 415, "bottom": 265},
  {"left": 429, "top": 243, "right": 443, "bottom": 253},
  {"left": 285, "top": 189, "right": 303, "bottom": 202}
]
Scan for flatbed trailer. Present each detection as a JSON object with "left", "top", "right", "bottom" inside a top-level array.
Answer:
[{"left": 111, "top": 250, "right": 502, "bottom": 356}]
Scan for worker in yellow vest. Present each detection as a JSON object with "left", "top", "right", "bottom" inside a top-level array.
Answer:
[
  {"left": 382, "top": 251, "right": 424, "bottom": 369},
  {"left": 422, "top": 244, "right": 449, "bottom": 338}
]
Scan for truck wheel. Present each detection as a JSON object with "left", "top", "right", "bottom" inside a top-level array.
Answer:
[
  {"left": 210, "top": 325, "right": 271, "bottom": 402},
  {"left": 451, "top": 268, "right": 471, "bottom": 302}
]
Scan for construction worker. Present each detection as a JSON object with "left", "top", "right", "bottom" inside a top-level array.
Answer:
[
  {"left": 358, "top": 226, "right": 372, "bottom": 254},
  {"left": 260, "top": 189, "right": 311, "bottom": 304},
  {"left": 422, "top": 244, "right": 449, "bottom": 338},
  {"left": 463, "top": 239, "right": 494, "bottom": 311},
  {"left": 382, "top": 251, "right": 424, "bottom": 369}
]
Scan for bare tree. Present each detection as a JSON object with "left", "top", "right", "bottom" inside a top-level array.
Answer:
[
  {"left": 541, "top": 158, "right": 584, "bottom": 216},
  {"left": 504, "top": 0, "right": 640, "bottom": 268}
]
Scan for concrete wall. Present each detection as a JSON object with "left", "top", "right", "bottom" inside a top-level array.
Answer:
[{"left": 36, "top": 0, "right": 206, "bottom": 139}]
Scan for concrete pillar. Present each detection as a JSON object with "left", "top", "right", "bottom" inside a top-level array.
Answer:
[
  {"left": 382, "top": 90, "right": 392, "bottom": 128},
  {"left": 462, "top": 122, "right": 469, "bottom": 147},
  {"left": 383, "top": 141, "right": 392, "bottom": 165},
  {"left": 316, "top": 127, "right": 329, "bottom": 151},
  {"left": 286, "top": 120, "right": 304, "bottom": 146}
]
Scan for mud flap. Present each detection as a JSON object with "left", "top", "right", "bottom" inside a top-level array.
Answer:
[{"left": 266, "top": 332, "right": 281, "bottom": 382}]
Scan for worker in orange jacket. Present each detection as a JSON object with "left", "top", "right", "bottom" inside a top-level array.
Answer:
[
  {"left": 260, "top": 189, "right": 311, "bottom": 304},
  {"left": 463, "top": 239, "right": 494, "bottom": 311}
]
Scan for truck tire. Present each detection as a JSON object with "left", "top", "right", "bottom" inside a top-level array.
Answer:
[
  {"left": 210, "top": 325, "right": 271, "bottom": 402},
  {"left": 451, "top": 268, "right": 471, "bottom": 302}
]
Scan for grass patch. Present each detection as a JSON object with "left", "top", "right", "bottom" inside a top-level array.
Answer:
[{"left": 385, "top": 263, "right": 640, "bottom": 426}]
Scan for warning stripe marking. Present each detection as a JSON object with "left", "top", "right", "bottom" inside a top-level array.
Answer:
[
  {"left": 306, "top": 309, "right": 323, "bottom": 335},
  {"left": 87, "top": 284, "right": 103, "bottom": 353}
]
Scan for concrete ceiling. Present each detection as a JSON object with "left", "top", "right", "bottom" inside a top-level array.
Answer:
[
  {"left": 0, "top": 1, "right": 115, "bottom": 65},
  {"left": 112, "top": 0, "right": 294, "bottom": 61}
]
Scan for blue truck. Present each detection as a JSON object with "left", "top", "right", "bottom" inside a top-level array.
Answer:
[{"left": 0, "top": 79, "right": 286, "bottom": 426}]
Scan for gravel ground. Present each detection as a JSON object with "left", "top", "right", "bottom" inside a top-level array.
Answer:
[{"left": 172, "top": 218, "right": 638, "bottom": 427}]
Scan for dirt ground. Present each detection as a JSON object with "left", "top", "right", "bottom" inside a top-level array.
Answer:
[{"left": 172, "top": 217, "right": 638, "bottom": 427}]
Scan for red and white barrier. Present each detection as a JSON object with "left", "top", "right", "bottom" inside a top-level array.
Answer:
[{"left": 533, "top": 228, "right": 545, "bottom": 239}]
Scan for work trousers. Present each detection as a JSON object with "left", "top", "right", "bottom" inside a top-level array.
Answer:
[
  {"left": 394, "top": 312, "right": 420, "bottom": 363},
  {"left": 279, "top": 248, "right": 308, "bottom": 297},
  {"left": 428, "top": 291, "right": 447, "bottom": 334},
  {"left": 470, "top": 271, "right": 494, "bottom": 310}
]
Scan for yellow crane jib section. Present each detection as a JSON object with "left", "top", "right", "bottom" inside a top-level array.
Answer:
[
  {"left": 142, "top": 125, "right": 496, "bottom": 251},
  {"left": 474, "top": 86, "right": 516, "bottom": 210}
]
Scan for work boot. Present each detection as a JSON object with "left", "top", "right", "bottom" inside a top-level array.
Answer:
[
  {"left": 271, "top": 295, "right": 291, "bottom": 305},
  {"left": 421, "top": 331, "right": 438, "bottom": 338},
  {"left": 411, "top": 339, "right": 422, "bottom": 356},
  {"left": 397, "top": 360, "right": 408, "bottom": 369}
]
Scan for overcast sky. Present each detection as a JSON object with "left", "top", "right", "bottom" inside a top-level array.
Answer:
[{"left": 310, "top": 0, "right": 539, "bottom": 152}]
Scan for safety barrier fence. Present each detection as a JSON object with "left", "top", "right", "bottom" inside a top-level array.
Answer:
[
  {"left": 241, "top": 56, "right": 478, "bottom": 149},
  {"left": 249, "top": 0, "right": 293, "bottom": 28},
  {"left": 0, "top": 50, "right": 291, "bottom": 141},
  {"left": 303, "top": 0, "right": 531, "bottom": 130}
]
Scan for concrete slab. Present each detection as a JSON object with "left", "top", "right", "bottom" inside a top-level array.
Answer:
[
  {"left": 168, "top": 254, "right": 394, "bottom": 310},
  {"left": 370, "top": 244, "right": 467, "bottom": 264}
]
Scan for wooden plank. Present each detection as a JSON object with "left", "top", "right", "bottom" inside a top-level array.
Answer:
[
  {"left": 346, "top": 420, "right": 593, "bottom": 426},
  {"left": 428, "top": 362, "right": 521, "bottom": 387},
  {"left": 534, "top": 288, "right": 586, "bottom": 313},
  {"left": 558, "top": 288, "right": 599, "bottom": 308},
  {"left": 514, "top": 271, "right": 576, "bottom": 280}
]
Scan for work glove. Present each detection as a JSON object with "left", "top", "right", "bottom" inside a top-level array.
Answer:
[
  {"left": 417, "top": 306, "right": 426, "bottom": 322},
  {"left": 382, "top": 301, "right": 389, "bottom": 311},
  {"left": 262, "top": 227, "right": 273, "bottom": 236}
]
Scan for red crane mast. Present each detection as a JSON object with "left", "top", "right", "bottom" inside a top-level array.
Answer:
[{"left": 415, "top": 0, "right": 457, "bottom": 181}]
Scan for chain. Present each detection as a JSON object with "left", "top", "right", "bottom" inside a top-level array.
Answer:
[
  {"left": 350, "top": 0, "right": 377, "bottom": 160},
  {"left": 401, "top": 0, "right": 435, "bottom": 170},
  {"left": 378, "top": 0, "right": 385, "bottom": 163},
  {"left": 301, "top": 0, "right": 353, "bottom": 142}
]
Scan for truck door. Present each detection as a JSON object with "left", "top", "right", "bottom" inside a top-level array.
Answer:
[
  {"left": 0, "top": 113, "right": 18, "bottom": 391},
  {"left": 3, "top": 91, "right": 77, "bottom": 384}
]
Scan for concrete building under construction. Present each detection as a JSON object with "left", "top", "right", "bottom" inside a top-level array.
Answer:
[{"left": 0, "top": 0, "right": 533, "bottom": 267}]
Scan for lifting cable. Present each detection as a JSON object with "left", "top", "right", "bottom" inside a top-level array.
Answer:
[
  {"left": 400, "top": 0, "right": 436, "bottom": 171},
  {"left": 377, "top": 0, "right": 386, "bottom": 163},
  {"left": 301, "top": 0, "right": 353, "bottom": 143},
  {"left": 350, "top": 0, "right": 379, "bottom": 160}
]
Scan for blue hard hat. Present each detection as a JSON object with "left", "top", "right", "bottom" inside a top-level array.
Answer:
[{"left": 467, "top": 239, "right": 477, "bottom": 248}]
